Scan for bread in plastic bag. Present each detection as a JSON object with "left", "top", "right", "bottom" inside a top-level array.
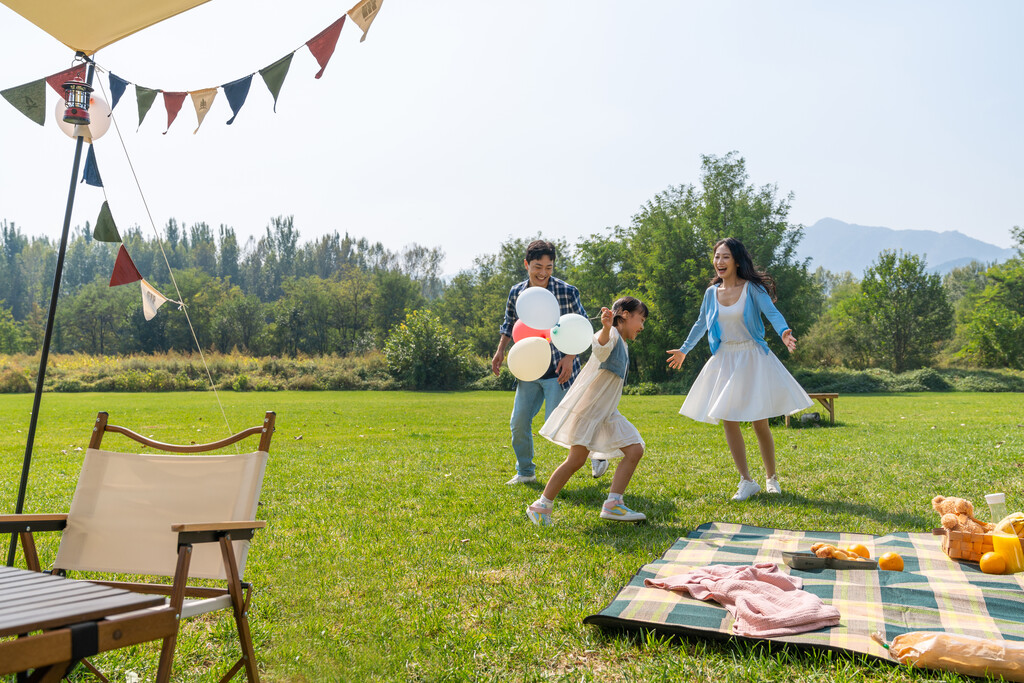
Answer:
[{"left": 872, "top": 631, "right": 1024, "bottom": 682}]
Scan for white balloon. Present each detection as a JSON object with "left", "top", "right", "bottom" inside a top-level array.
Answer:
[
  {"left": 550, "top": 313, "right": 594, "bottom": 355},
  {"left": 54, "top": 94, "right": 111, "bottom": 143},
  {"left": 515, "top": 287, "right": 560, "bottom": 330},
  {"left": 507, "top": 337, "right": 552, "bottom": 382}
]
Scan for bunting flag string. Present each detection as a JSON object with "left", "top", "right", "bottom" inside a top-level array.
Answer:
[
  {"left": 75, "top": 144, "right": 174, "bottom": 316},
  {"left": 2, "top": 2, "right": 384, "bottom": 134}
]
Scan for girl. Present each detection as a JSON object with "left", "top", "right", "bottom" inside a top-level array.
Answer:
[
  {"left": 666, "top": 238, "right": 811, "bottom": 501},
  {"left": 527, "top": 297, "right": 649, "bottom": 525}
]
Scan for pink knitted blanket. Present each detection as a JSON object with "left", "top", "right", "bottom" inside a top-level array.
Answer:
[{"left": 644, "top": 563, "right": 841, "bottom": 637}]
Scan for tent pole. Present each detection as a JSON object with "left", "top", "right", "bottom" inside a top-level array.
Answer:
[{"left": 6, "top": 54, "right": 95, "bottom": 567}]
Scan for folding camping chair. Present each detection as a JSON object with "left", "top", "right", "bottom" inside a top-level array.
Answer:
[{"left": 1, "top": 410, "right": 275, "bottom": 683}]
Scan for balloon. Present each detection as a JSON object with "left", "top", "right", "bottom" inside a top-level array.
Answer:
[
  {"left": 507, "top": 337, "right": 552, "bottom": 382},
  {"left": 54, "top": 94, "right": 111, "bottom": 143},
  {"left": 515, "top": 287, "right": 560, "bottom": 330},
  {"left": 512, "top": 319, "right": 551, "bottom": 343},
  {"left": 550, "top": 313, "right": 594, "bottom": 355}
]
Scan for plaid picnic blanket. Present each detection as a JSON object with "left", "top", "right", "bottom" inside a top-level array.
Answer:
[{"left": 585, "top": 522, "right": 1024, "bottom": 657}]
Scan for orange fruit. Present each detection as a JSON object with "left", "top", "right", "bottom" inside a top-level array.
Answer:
[
  {"left": 979, "top": 551, "right": 1007, "bottom": 575},
  {"left": 846, "top": 543, "right": 870, "bottom": 559},
  {"left": 878, "top": 552, "right": 904, "bottom": 571}
]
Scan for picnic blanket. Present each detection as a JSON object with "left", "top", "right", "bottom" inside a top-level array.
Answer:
[{"left": 585, "top": 522, "right": 1024, "bottom": 658}]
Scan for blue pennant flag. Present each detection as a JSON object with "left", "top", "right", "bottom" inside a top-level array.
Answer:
[
  {"left": 109, "top": 72, "right": 129, "bottom": 110},
  {"left": 81, "top": 144, "right": 102, "bottom": 187},
  {"left": 222, "top": 75, "right": 252, "bottom": 125}
]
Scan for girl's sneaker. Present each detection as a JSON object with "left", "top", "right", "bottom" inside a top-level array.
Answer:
[
  {"left": 526, "top": 502, "right": 553, "bottom": 526},
  {"left": 765, "top": 476, "right": 782, "bottom": 494},
  {"left": 731, "top": 477, "right": 762, "bottom": 501},
  {"left": 600, "top": 499, "right": 646, "bottom": 522}
]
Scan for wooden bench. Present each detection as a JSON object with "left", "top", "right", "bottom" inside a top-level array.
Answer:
[{"left": 785, "top": 392, "right": 838, "bottom": 426}]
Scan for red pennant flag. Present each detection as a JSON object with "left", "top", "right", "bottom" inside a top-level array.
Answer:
[
  {"left": 163, "top": 91, "right": 187, "bottom": 134},
  {"left": 46, "top": 64, "right": 88, "bottom": 95},
  {"left": 307, "top": 15, "right": 346, "bottom": 79},
  {"left": 110, "top": 245, "right": 143, "bottom": 286}
]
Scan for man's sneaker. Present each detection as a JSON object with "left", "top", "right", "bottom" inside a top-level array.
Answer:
[
  {"left": 526, "top": 502, "right": 552, "bottom": 526},
  {"left": 599, "top": 499, "right": 646, "bottom": 522},
  {"left": 765, "top": 476, "right": 782, "bottom": 494},
  {"left": 731, "top": 478, "right": 761, "bottom": 501},
  {"left": 506, "top": 474, "right": 537, "bottom": 485},
  {"left": 591, "top": 458, "right": 610, "bottom": 479}
]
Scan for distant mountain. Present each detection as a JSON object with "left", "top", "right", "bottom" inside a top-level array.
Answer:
[{"left": 796, "top": 218, "right": 1017, "bottom": 276}]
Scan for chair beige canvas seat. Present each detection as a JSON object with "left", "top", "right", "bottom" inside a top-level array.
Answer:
[{"left": 0, "top": 411, "right": 275, "bottom": 683}]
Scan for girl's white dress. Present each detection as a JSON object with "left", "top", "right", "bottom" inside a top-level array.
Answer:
[
  {"left": 539, "top": 327, "right": 643, "bottom": 460},
  {"left": 681, "top": 283, "right": 812, "bottom": 424}
]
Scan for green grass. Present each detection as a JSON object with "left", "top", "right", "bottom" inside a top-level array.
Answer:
[{"left": 2, "top": 391, "right": 1022, "bottom": 682}]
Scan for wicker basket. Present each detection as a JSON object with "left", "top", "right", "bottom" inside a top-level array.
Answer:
[
  {"left": 937, "top": 529, "right": 994, "bottom": 562},
  {"left": 934, "top": 528, "right": 1024, "bottom": 562}
]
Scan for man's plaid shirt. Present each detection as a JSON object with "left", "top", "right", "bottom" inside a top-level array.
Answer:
[{"left": 499, "top": 276, "right": 587, "bottom": 387}]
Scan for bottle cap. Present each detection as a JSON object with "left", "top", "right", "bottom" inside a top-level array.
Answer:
[{"left": 985, "top": 493, "right": 1006, "bottom": 505}]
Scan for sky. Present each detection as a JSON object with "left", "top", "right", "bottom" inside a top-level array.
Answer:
[{"left": 1, "top": 1, "right": 1022, "bottom": 275}]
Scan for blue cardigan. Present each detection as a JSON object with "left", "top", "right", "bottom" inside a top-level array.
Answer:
[{"left": 678, "top": 282, "right": 791, "bottom": 356}]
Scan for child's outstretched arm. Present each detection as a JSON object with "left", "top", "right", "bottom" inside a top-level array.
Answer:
[{"left": 596, "top": 307, "right": 614, "bottom": 346}]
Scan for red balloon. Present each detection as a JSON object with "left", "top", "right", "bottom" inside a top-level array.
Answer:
[{"left": 512, "top": 319, "right": 551, "bottom": 343}]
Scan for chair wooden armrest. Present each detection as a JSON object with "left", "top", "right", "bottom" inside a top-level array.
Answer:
[
  {"left": 0, "top": 513, "right": 68, "bottom": 533},
  {"left": 0, "top": 514, "right": 69, "bottom": 571},
  {"left": 172, "top": 520, "right": 266, "bottom": 546},
  {"left": 170, "top": 521, "right": 267, "bottom": 533}
]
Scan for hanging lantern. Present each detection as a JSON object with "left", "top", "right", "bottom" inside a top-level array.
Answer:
[{"left": 62, "top": 77, "right": 93, "bottom": 125}]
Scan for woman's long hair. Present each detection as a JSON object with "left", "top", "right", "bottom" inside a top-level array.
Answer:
[{"left": 710, "top": 237, "right": 777, "bottom": 301}]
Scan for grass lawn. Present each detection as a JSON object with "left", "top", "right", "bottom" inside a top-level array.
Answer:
[{"left": 1, "top": 390, "right": 1022, "bottom": 682}]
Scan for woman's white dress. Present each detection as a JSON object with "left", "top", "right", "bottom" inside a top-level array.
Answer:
[
  {"left": 680, "top": 283, "right": 812, "bottom": 424},
  {"left": 539, "top": 327, "right": 643, "bottom": 460}
]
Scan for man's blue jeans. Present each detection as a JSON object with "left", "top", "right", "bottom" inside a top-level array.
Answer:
[{"left": 509, "top": 377, "right": 566, "bottom": 477}]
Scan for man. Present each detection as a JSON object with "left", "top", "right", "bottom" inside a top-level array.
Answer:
[{"left": 492, "top": 239, "right": 607, "bottom": 484}]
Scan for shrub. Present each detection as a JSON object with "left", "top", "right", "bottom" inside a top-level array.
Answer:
[
  {"left": 383, "top": 310, "right": 476, "bottom": 390},
  {"left": 0, "top": 369, "right": 31, "bottom": 393},
  {"left": 233, "top": 374, "right": 252, "bottom": 391},
  {"left": 470, "top": 366, "right": 517, "bottom": 391},
  {"left": 623, "top": 381, "right": 660, "bottom": 396}
]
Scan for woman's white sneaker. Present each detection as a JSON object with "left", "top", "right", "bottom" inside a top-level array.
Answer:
[
  {"left": 731, "top": 478, "right": 761, "bottom": 501},
  {"left": 765, "top": 476, "right": 782, "bottom": 494}
]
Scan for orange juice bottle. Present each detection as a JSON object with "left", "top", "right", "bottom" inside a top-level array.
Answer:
[
  {"left": 993, "top": 533, "right": 1024, "bottom": 574},
  {"left": 987, "top": 494, "right": 1024, "bottom": 574}
]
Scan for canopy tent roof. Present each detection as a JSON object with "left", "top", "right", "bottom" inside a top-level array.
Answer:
[{"left": 1, "top": 0, "right": 212, "bottom": 54}]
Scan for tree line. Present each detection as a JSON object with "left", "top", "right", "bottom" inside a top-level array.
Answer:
[{"left": 1, "top": 152, "right": 1022, "bottom": 383}]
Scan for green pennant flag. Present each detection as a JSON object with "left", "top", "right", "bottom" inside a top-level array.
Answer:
[
  {"left": 136, "top": 86, "right": 159, "bottom": 129},
  {"left": 94, "top": 201, "right": 121, "bottom": 242},
  {"left": 1, "top": 78, "right": 46, "bottom": 126},
  {"left": 259, "top": 53, "right": 294, "bottom": 113}
]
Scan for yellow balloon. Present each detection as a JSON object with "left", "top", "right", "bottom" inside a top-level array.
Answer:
[{"left": 507, "top": 337, "right": 551, "bottom": 382}]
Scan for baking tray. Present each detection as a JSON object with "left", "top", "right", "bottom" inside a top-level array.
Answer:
[{"left": 782, "top": 551, "right": 878, "bottom": 571}]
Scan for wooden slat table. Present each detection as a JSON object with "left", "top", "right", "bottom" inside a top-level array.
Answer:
[
  {"left": 785, "top": 392, "right": 838, "bottom": 426},
  {"left": 0, "top": 565, "right": 177, "bottom": 681}
]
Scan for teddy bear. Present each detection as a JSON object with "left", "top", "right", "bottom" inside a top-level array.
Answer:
[{"left": 932, "top": 495, "right": 995, "bottom": 535}]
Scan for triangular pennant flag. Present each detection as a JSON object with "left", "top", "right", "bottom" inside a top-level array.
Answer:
[
  {"left": 162, "top": 91, "right": 187, "bottom": 134},
  {"left": 1, "top": 79, "right": 46, "bottom": 126},
  {"left": 94, "top": 202, "right": 121, "bottom": 242},
  {"left": 307, "top": 16, "right": 346, "bottom": 79},
  {"left": 110, "top": 244, "right": 142, "bottom": 286},
  {"left": 141, "top": 279, "right": 172, "bottom": 320},
  {"left": 45, "top": 64, "right": 87, "bottom": 95},
  {"left": 109, "top": 72, "right": 129, "bottom": 110},
  {"left": 135, "top": 86, "right": 159, "bottom": 129},
  {"left": 222, "top": 75, "right": 252, "bottom": 125},
  {"left": 81, "top": 144, "right": 102, "bottom": 186},
  {"left": 259, "top": 54, "right": 293, "bottom": 112},
  {"left": 347, "top": 0, "right": 383, "bottom": 42},
  {"left": 190, "top": 87, "right": 218, "bottom": 134}
]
